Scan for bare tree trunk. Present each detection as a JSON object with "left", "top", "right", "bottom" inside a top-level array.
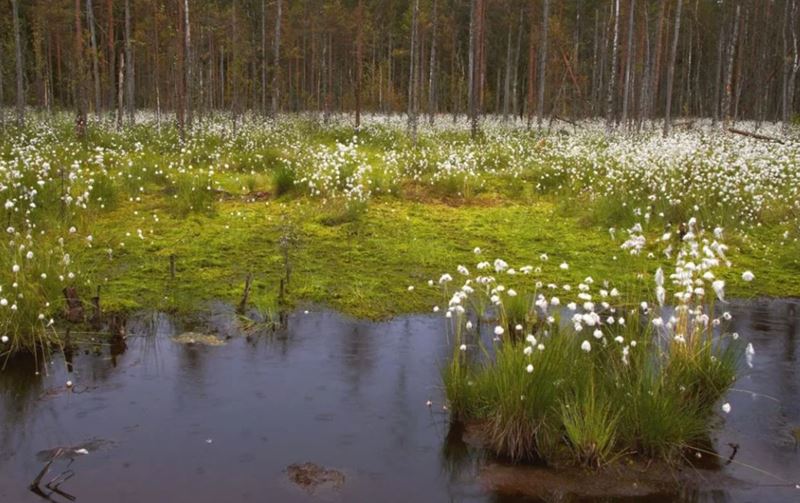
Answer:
[
  {"left": 662, "top": 0, "right": 682, "bottom": 136},
  {"left": 1, "top": 38, "right": 5, "bottom": 131},
  {"left": 408, "top": 0, "right": 420, "bottom": 142},
  {"left": 649, "top": 0, "right": 666, "bottom": 120},
  {"left": 606, "top": 0, "right": 620, "bottom": 130},
  {"left": 11, "top": 0, "right": 25, "bottom": 127},
  {"left": 712, "top": 17, "right": 724, "bottom": 125},
  {"left": 537, "top": 0, "right": 550, "bottom": 127},
  {"left": 621, "top": 0, "right": 635, "bottom": 126},
  {"left": 789, "top": 0, "right": 800, "bottom": 126},
  {"left": 526, "top": 1, "right": 536, "bottom": 127},
  {"left": 503, "top": 23, "right": 513, "bottom": 120},
  {"left": 184, "top": 0, "right": 192, "bottom": 129},
  {"left": 637, "top": 6, "right": 651, "bottom": 128},
  {"left": 74, "top": 0, "right": 87, "bottom": 138},
  {"left": 720, "top": 3, "right": 740, "bottom": 127},
  {"left": 355, "top": 0, "right": 363, "bottom": 129},
  {"left": 106, "top": 0, "right": 115, "bottom": 110},
  {"left": 272, "top": 0, "right": 282, "bottom": 116},
  {"left": 511, "top": 7, "right": 523, "bottom": 119},
  {"left": 124, "top": 0, "right": 134, "bottom": 123},
  {"left": 87, "top": 0, "right": 102, "bottom": 119},
  {"left": 176, "top": 0, "right": 185, "bottom": 140},
  {"left": 428, "top": 0, "right": 438, "bottom": 125},
  {"left": 261, "top": 0, "right": 267, "bottom": 115},
  {"left": 116, "top": 52, "right": 124, "bottom": 130},
  {"left": 468, "top": 0, "right": 476, "bottom": 129}
]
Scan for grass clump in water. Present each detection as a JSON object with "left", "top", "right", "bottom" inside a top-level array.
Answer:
[{"left": 435, "top": 219, "right": 747, "bottom": 467}]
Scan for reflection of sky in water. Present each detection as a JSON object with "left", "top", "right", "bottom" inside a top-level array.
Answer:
[{"left": 0, "top": 300, "right": 797, "bottom": 503}]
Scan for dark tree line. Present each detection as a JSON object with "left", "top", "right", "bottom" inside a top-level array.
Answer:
[{"left": 1, "top": 0, "right": 799, "bottom": 134}]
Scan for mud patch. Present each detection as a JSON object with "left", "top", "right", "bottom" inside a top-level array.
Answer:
[
  {"left": 481, "top": 460, "right": 741, "bottom": 500},
  {"left": 286, "top": 462, "right": 345, "bottom": 494}
]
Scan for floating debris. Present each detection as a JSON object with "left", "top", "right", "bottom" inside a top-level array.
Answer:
[
  {"left": 286, "top": 462, "right": 345, "bottom": 493},
  {"left": 172, "top": 332, "right": 225, "bottom": 346},
  {"left": 36, "top": 439, "right": 114, "bottom": 462}
]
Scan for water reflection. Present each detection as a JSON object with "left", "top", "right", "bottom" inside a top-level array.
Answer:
[{"left": 0, "top": 300, "right": 796, "bottom": 503}]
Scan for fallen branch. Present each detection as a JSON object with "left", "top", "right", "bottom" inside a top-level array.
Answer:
[{"left": 727, "top": 127, "right": 785, "bottom": 144}]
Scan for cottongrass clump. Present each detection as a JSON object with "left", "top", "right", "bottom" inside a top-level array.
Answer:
[{"left": 431, "top": 219, "right": 747, "bottom": 467}]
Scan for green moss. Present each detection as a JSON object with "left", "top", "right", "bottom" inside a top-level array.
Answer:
[{"left": 76, "top": 195, "right": 799, "bottom": 320}]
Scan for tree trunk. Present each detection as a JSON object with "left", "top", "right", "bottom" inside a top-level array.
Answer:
[
  {"left": 720, "top": 3, "right": 740, "bottom": 127},
  {"left": 621, "top": 0, "right": 635, "bottom": 126},
  {"left": 662, "top": 0, "right": 682, "bottom": 136},
  {"left": 11, "top": 0, "right": 25, "bottom": 127},
  {"left": 649, "top": 0, "right": 666, "bottom": 120},
  {"left": 511, "top": 7, "right": 524, "bottom": 119},
  {"left": 74, "top": 0, "right": 87, "bottom": 138},
  {"left": 124, "top": 0, "right": 134, "bottom": 123},
  {"left": 261, "top": 0, "right": 267, "bottom": 115},
  {"left": 106, "top": 0, "right": 115, "bottom": 110},
  {"left": 177, "top": 0, "right": 185, "bottom": 140},
  {"left": 606, "top": 0, "right": 620, "bottom": 130},
  {"left": 86, "top": 0, "right": 102, "bottom": 119},
  {"left": 712, "top": 17, "right": 724, "bottom": 125},
  {"left": 468, "top": 0, "right": 476, "bottom": 130},
  {"left": 272, "top": 0, "right": 282, "bottom": 116},
  {"left": 184, "top": 0, "right": 192, "bottom": 129},
  {"left": 0, "top": 39, "right": 5, "bottom": 131},
  {"left": 537, "top": 0, "right": 550, "bottom": 127},
  {"left": 116, "top": 52, "right": 124, "bottom": 130},
  {"left": 503, "top": 23, "right": 513, "bottom": 120},
  {"left": 789, "top": 0, "right": 800, "bottom": 126},
  {"left": 427, "top": 0, "right": 438, "bottom": 125},
  {"left": 355, "top": 0, "right": 363, "bottom": 129},
  {"left": 408, "top": 0, "right": 420, "bottom": 142}
]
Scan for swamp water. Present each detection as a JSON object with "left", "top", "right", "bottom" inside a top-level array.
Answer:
[{"left": 1, "top": 299, "right": 798, "bottom": 502}]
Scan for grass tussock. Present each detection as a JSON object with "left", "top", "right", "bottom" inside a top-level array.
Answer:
[{"left": 435, "top": 221, "right": 747, "bottom": 467}]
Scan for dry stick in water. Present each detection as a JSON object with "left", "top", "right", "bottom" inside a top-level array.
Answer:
[{"left": 238, "top": 273, "right": 253, "bottom": 314}]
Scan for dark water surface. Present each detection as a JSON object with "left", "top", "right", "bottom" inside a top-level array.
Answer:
[{"left": 1, "top": 300, "right": 798, "bottom": 502}]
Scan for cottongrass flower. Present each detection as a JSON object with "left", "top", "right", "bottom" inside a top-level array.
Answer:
[
  {"left": 581, "top": 340, "right": 591, "bottom": 352},
  {"left": 559, "top": 262, "right": 569, "bottom": 270},
  {"left": 741, "top": 270, "right": 755, "bottom": 282},
  {"left": 722, "top": 403, "right": 732, "bottom": 414},
  {"left": 526, "top": 364, "right": 534, "bottom": 374},
  {"left": 494, "top": 326, "right": 505, "bottom": 336}
]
